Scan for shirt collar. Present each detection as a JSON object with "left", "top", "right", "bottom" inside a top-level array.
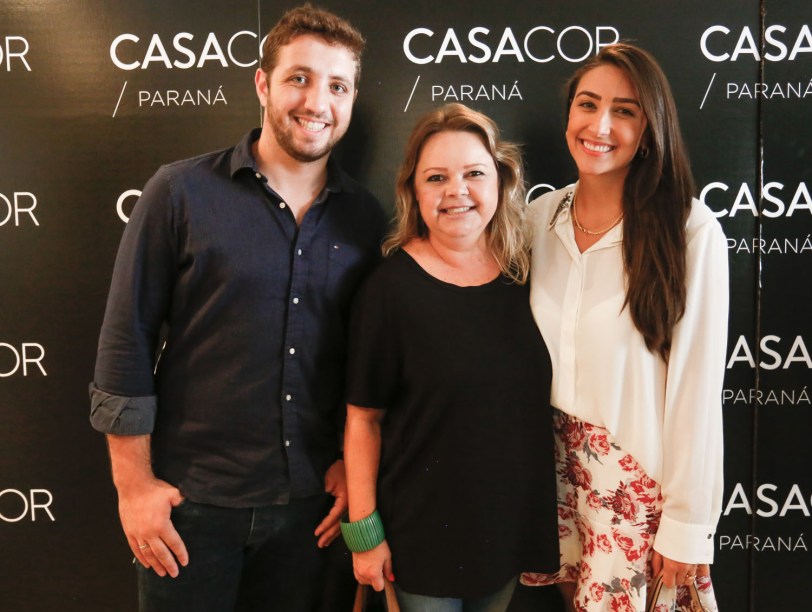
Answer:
[
  {"left": 547, "top": 187, "right": 575, "bottom": 230},
  {"left": 230, "top": 128, "right": 354, "bottom": 196}
]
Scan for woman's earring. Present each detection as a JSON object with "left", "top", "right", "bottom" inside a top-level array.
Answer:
[{"left": 638, "top": 146, "right": 650, "bottom": 159}]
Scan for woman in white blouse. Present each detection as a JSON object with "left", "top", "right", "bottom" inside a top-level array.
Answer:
[{"left": 521, "top": 43, "right": 727, "bottom": 611}]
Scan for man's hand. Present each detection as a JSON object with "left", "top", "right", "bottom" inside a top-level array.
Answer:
[
  {"left": 314, "top": 459, "right": 347, "bottom": 548},
  {"left": 119, "top": 477, "right": 188, "bottom": 577}
]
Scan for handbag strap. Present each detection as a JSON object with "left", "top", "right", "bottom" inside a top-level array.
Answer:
[
  {"left": 383, "top": 580, "right": 400, "bottom": 612},
  {"left": 686, "top": 580, "right": 707, "bottom": 612},
  {"left": 353, "top": 580, "right": 401, "bottom": 612},
  {"left": 646, "top": 573, "right": 708, "bottom": 612},
  {"left": 352, "top": 583, "right": 367, "bottom": 612},
  {"left": 646, "top": 574, "right": 666, "bottom": 612}
]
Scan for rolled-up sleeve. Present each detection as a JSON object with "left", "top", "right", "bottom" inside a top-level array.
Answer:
[
  {"left": 89, "top": 383, "right": 157, "bottom": 434},
  {"left": 89, "top": 166, "right": 177, "bottom": 434}
]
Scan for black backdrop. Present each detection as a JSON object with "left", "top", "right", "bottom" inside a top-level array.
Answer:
[{"left": 1, "top": 1, "right": 810, "bottom": 610}]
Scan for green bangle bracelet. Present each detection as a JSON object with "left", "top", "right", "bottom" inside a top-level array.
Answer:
[{"left": 340, "top": 509, "right": 385, "bottom": 552}]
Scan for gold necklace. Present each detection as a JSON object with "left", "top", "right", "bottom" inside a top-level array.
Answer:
[{"left": 571, "top": 194, "right": 624, "bottom": 236}]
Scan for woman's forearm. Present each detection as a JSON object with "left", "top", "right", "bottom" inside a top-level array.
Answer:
[{"left": 345, "top": 404, "right": 384, "bottom": 521}]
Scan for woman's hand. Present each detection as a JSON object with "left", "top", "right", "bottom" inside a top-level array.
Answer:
[
  {"left": 651, "top": 550, "right": 706, "bottom": 587},
  {"left": 353, "top": 540, "right": 394, "bottom": 592}
]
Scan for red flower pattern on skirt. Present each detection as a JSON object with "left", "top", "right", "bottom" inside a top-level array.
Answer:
[{"left": 521, "top": 410, "right": 719, "bottom": 611}]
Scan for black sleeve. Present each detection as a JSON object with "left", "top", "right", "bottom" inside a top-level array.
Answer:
[
  {"left": 345, "top": 268, "right": 400, "bottom": 410},
  {"left": 93, "top": 166, "right": 178, "bottom": 397}
]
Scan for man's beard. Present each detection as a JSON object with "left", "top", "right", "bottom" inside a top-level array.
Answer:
[{"left": 266, "top": 106, "right": 344, "bottom": 163}]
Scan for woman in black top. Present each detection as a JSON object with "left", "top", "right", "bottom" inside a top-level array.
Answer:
[{"left": 342, "top": 103, "right": 559, "bottom": 611}]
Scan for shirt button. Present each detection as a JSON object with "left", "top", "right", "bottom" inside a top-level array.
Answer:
[
  {"left": 279, "top": 202, "right": 286, "bottom": 209},
  {"left": 285, "top": 394, "right": 292, "bottom": 401},
  {"left": 292, "top": 297, "right": 299, "bottom": 304},
  {"left": 297, "top": 249, "right": 302, "bottom": 256},
  {"left": 289, "top": 347, "right": 296, "bottom": 355},
  {"left": 285, "top": 440, "right": 291, "bottom": 447},
  {"left": 255, "top": 172, "right": 262, "bottom": 179}
]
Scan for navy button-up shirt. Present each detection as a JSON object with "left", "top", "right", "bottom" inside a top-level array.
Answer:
[{"left": 90, "top": 129, "right": 386, "bottom": 507}]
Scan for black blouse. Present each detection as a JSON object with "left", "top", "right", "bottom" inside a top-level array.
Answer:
[{"left": 347, "top": 250, "right": 559, "bottom": 598}]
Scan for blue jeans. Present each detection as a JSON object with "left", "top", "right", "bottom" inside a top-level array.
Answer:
[
  {"left": 137, "top": 495, "right": 334, "bottom": 612},
  {"left": 394, "top": 577, "right": 518, "bottom": 612}
]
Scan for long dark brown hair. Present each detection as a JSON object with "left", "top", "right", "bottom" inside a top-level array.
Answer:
[{"left": 566, "top": 43, "right": 694, "bottom": 360}]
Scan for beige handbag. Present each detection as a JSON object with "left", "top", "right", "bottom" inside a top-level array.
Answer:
[{"left": 646, "top": 573, "right": 708, "bottom": 612}]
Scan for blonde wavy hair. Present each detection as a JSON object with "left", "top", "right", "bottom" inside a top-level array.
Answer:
[{"left": 383, "top": 103, "right": 530, "bottom": 284}]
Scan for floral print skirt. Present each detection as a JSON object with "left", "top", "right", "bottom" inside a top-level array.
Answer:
[{"left": 521, "top": 409, "right": 718, "bottom": 612}]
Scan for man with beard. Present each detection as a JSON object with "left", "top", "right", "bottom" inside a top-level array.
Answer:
[{"left": 89, "top": 5, "right": 385, "bottom": 610}]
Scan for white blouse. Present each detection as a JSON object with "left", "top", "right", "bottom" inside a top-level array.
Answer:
[{"left": 529, "top": 184, "right": 729, "bottom": 563}]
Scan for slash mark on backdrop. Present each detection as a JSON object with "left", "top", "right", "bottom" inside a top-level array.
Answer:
[
  {"left": 113, "top": 81, "right": 128, "bottom": 118},
  {"left": 700, "top": 73, "right": 716, "bottom": 110},
  {"left": 404, "top": 76, "right": 420, "bottom": 113}
]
